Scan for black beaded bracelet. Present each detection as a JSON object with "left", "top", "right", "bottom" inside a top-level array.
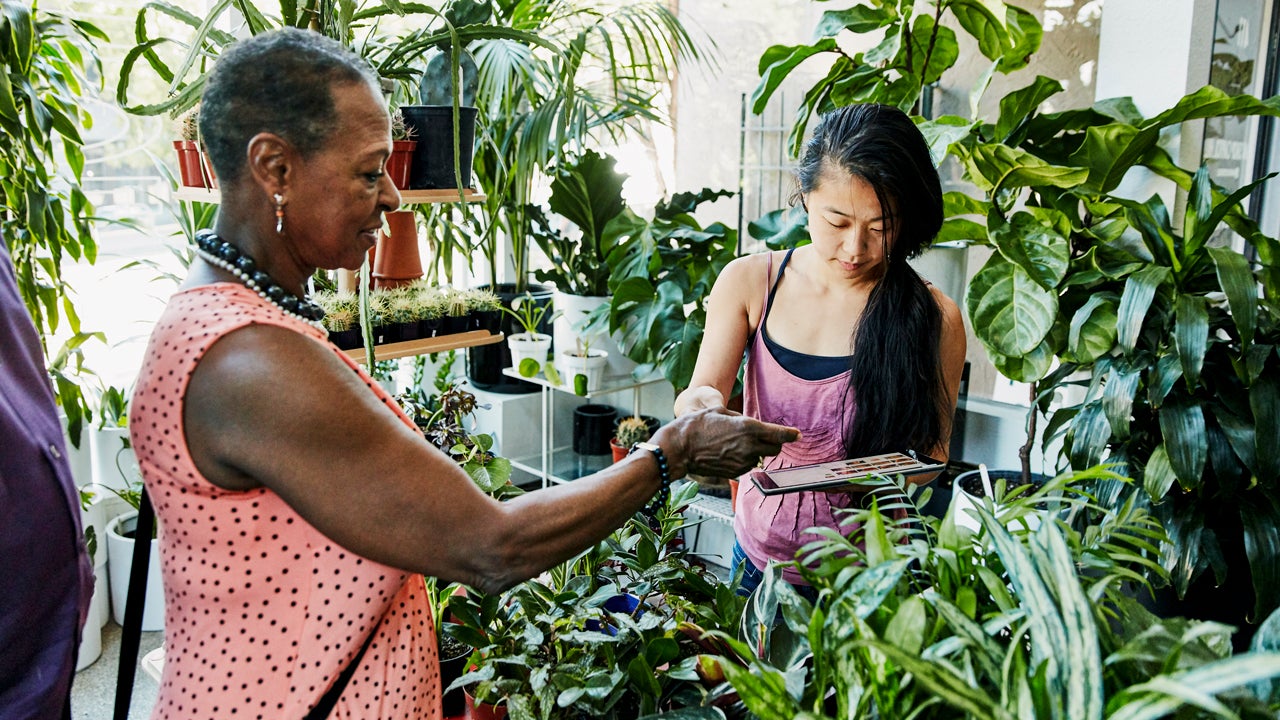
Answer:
[{"left": 629, "top": 441, "right": 670, "bottom": 515}]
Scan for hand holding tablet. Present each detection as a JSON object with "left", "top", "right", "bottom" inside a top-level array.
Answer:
[{"left": 749, "top": 451, "right": 944, "bottom": 495}]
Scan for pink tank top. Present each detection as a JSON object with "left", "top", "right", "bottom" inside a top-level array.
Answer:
[
  {"left": 130, "top": 284, "right": 440, "bottom": 720},
  {"left": 733, "top": 253, "right": 858, "bottom": 585}
]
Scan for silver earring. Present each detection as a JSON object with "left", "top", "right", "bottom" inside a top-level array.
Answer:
[{"left": 274, "top": 193, "right": 285, "bottom": 235}]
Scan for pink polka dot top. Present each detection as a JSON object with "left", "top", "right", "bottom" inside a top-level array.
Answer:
[{"left": 130, "top": 284, "right": 441, "bottom": 720}]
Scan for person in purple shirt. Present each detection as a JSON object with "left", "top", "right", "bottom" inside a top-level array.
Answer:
[{"left": 0, "top": 240, "right": 94, "bottom": 720}]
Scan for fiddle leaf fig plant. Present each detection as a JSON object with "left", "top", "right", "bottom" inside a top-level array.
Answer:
[{"left": 532, "top": 149, "right": 628, "bottom": 297}]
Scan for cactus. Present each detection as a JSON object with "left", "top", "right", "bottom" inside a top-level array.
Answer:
[
  {"left": 615, "top": 417, "right": 651, "bottom": 447},
  {"left": 176, "top": 104, "right": 200, "bottom": 141},
  {"left": 390, "top": 108, "right": 416, "bottom": 141},
  {"left": 419, "top": 47, "right": 478, "bottom": 107}
]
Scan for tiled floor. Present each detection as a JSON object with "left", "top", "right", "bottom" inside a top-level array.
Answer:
[{"left": 72, "top": 622, "right": 163, "bottom": 720}]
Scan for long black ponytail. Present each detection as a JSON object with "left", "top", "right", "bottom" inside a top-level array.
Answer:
[{"left": 795, "top": 104, "right": 948, "bottom": 458}]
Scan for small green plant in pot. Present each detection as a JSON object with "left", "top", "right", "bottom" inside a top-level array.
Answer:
[{"left": 501, "top": 292, "right": 557, "bottom": 378}]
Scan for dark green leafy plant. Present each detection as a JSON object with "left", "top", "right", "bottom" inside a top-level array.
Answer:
[
  {"left": 2, "top": 2, "right": 108, "bottom": 437},
  {"left": 604, "top": 189, "right": 736, "bottom": 391},
  {"left": 920, "top": 82, "right": 1280, "bottom": 621},
  {"left": 751, "top": 0, "right": 1041, "bottom": 156},
  {"left": 531, "top": 149, "right": 628, "bottom": 297},
  {"left": 444, "top": 483, "right": 742, "bottom": 718},
  {"left": 396, "top": 382, "right": 516, "bottom": 497},
  {"left": 715, "top": 468, "right": 1280, "bottom": 719}
]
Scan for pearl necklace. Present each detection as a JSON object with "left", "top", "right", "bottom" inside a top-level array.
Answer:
[{"left": 194, "top": 230, "right": 327, "bottom": 330}]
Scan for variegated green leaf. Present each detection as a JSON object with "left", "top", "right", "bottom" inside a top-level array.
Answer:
[
  {"left": 1032, "top": 525, "right": 1104, "bottom": 720},
  {"left": 1107, "top": 653, "right": 1280, "bottom": 720}
]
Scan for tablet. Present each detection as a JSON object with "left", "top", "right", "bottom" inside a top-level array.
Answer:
[{"left": 748, "top": 451, "right": 944, "bottom": 495}]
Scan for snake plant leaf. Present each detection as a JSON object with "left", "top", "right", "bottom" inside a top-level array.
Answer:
[
  {"left": 1241, "top": 495, "right": 1280, "bottom": 622},
  {"left": 1158, "top": 395, "right": 1206, "bottom": 489},
  {"left": 751, "top": 38, "right": 838, "bottom": 114},
  {"left": 1069, "top": 401, "right": 1111, "bottom": 469},
  {"left": 814, "top": 3, "right": 892, "bottom": 38},
  {"left": 1116, "top": 266, "right": 1170, "bottom": 354},
  {"left": 1102, "top": 363, "right": 1141, "bottom": 440},
  {"left": 994, "top": 75, "right": 1062, "bottom": 142},
  {"left": 968, "top": 254, "right": 1057, "bottom": 357},
  {"left": 1173, "top": 295, "right": 1208, "bottom": 389},
  {"left": 1067, "top": 294, "right": 1118, "bottom": 363},
  {"left": 988, "top": 210, "right": 1069, "bottom": 290},
  {"left": 1142, "top": 444, "right": 1177, "bottom": 502},
  {"left": 1208, "top": 246, "right": 1257, "bottom": 348},
  {"left": 1251, "top": 375, "right": 1280, "bottom": 480}
]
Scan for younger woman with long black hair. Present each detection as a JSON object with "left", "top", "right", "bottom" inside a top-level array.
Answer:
[{"left": 675, "top": 103, "right": 967, "bottom": 595}]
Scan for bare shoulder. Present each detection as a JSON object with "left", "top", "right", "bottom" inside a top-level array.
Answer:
[{"left": 929, "top": 284, "right": 963, "bottom": 326}]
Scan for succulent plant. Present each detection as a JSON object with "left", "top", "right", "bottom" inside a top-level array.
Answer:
[
  {"left": 175, "top": 104, "right": 200, "bottom": 142},
  {"left": 419, "top": 47, "right": 478, "bottom": 107},
  {"left": 390, "top": 107, "right": 416, "bottom": 141},
  {"left": 322, "top": 307, "right": 356, "bottom": 333},
  {"left": 615, "top": 416, "right": 651, "bottom": 447}
]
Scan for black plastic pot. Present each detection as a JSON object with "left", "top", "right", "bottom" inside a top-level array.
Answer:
[
  {"left": 466, "top": 283, "right": 555, "bottom": 393},
  {"left": 573, "top": 404, "right": 618, "bottom": 455},
  {"left": 438, "top": 636, "right": 471, "bottom": 717},
  {"left": 399, "top": 105, "right": 478, "bottom": 190}
]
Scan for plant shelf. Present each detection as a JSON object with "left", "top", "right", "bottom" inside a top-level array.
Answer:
[
  {"left": 342, "top": 330, "right": 503, "bottom": 363},
  {"left": 173, "top": 187, "right": 487, "bottom": 205}
]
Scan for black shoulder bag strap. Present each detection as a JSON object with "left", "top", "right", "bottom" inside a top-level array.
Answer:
[
  {"left": 113, "top": 487, "right": 156, "bottom": 720},
  {"left": 110, "top": 487, "right": 376, "bottom": 720}
]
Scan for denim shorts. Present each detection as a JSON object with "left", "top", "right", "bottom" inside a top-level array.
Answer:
[{"left": 731, "top": 539, "right": 818, "bottom": 603}]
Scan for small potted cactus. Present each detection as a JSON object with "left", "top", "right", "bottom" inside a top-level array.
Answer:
[
  {"left": 172, "top": 104, "right": 212, "bottom": 188},
  {"left": 386, "top": 108, "right": 418, "bottom": 190},
  {"left": 317, "top": 290, "right": 362, "bottom": 350},
  {"left": 610, "top": 415, "right": 652, "bottom": 463}
]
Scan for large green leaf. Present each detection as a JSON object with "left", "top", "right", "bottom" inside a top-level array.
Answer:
[
  {"left": 1033, "top": 524, "right": 1105, "bottom": 720},
  {"left": 1158, "top": 395, "right": 1206, "bottom": 489},
  {"left": 1069, "top": 402, "right": 1111, "bottom": 469},
  {"left": 1107, "top": 653, "right": 1280, "bottom": 720},
  {"left": 965, "top": 143, "right": 1087, "bottom": 195},
  {"left": 1250, "top": 375, "right": 1280, "bottom": 481},
  {"left": 949, "top": 0, "right": 1008, "bottom": 62},
  {"left": 988, "top": 210, "right": 1069, "bottom": 290},
  {"left": 1067, "top": 294, "right": 1118, "bottom": 363},
  {"left": 994, "top": 75, "right": 1062, "bottom": 142},
  {"left": 988, "top": 337, "right": 1054, "bottom": 383},
  {"left": 1208, "top": 246, "right": 1257, "bottom": 348},
  {"left": 1102, "top": 363, "right": 1141, "bottom": 440},
  {"left": 751, "top": 39, "right": 838, "bottom": 114},
  {"left": 967, "top": 254, "right": 1058, "bottom": 357},
  {"left": 814, "top": 4, "right": 891, "bottom": 38},
  {"left": 907, "top": 14, "right": 958, "bottom": 85},
  {"left": 1116, "top": 266, "right": 1170, "bottom": 354},
  {"left": 1142, "top": 444, "right": 1177, "bottom": 502},
  {"left": 999, "top": 4, "right": 1042, "bottom": 72},
  {"left": 1173, "top": 295, "right": 1207, "bottom": 389},
  {"left": 1241, "top": 495, "right": 1280, "bottom": 622}
]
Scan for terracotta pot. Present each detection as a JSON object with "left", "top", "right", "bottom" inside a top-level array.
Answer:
[
  {"left": 387, "top": 139, "right": 417, "bottom": 189},
  {"left": 464, "top": 689, "right": 506, "bottom": 720},
  {"left": 200, "top": 149, "right": 218, "bottom": 188},
  {"left": 173, "top": 140, "right": 208, "bottom": 188},
  {"left": 372, "top": 210, "right": 422, "bottom": 289},
  {"left": 610, "top": 438, "right": 628, "bottom": 463}
]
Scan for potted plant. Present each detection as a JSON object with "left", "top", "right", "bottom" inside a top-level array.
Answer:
[
  {"left": 557, "top": 335, "right": 608, "bottom": 396},
  {"left": 386, "top": 107, "right": 417, "bottom": 190},
  {"left": 609, "top": 416, "right": 651, "bottom": 463},
  {"left": 316, "top": 290, "right": 362, "bottom": 349},
  {"left": 714, "top": 469, "right": 1280, "bottom": 718},
  {"left": 172, "top": 103, "right": 211, "bottom": 188},
  {"left": 499, "top": 291, "right": 556, "bottom": 376},
  {"left": 104, "top": 479, "right": 165, "bottom": 632}
]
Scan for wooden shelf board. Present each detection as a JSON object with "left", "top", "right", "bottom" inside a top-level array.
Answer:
[
  {"left": 172, "top": 187, "right": 485, "bottom": 205},
  {"left": 342, "top": 330, "right": 503, "bottom": 363}
]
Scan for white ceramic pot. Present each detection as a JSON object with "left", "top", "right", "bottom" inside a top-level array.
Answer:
[
  {"left": 90, "top": 425, "right": 139, "bottom": 493},
  {"left": 950, "top": 469, "right": 1050, "bottom": 533},
  {"left": 557, "top": 349, "right": 609, "bottom": 394},
  {"left": 79, "top": 486, "right": 112, "bottom": 629},
  {"left": 507, "top": 332, "right": 552, "bottom": 374},
  {"left": 59, "top": 412, "right": 93, "bottom": 487},
  {"left": 551, "top": 291, "right": 636, "bottom": 378},
  {"left": 106, "top": 511, "right": 165, "bottom": 632}
]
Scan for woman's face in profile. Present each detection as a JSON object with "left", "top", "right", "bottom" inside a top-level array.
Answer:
[
  {"left": 286, "top": 80, "right": 400, "bottom": 271},
  {"left": 805, "top": 170, "right": 893, "bottom": 284}
]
